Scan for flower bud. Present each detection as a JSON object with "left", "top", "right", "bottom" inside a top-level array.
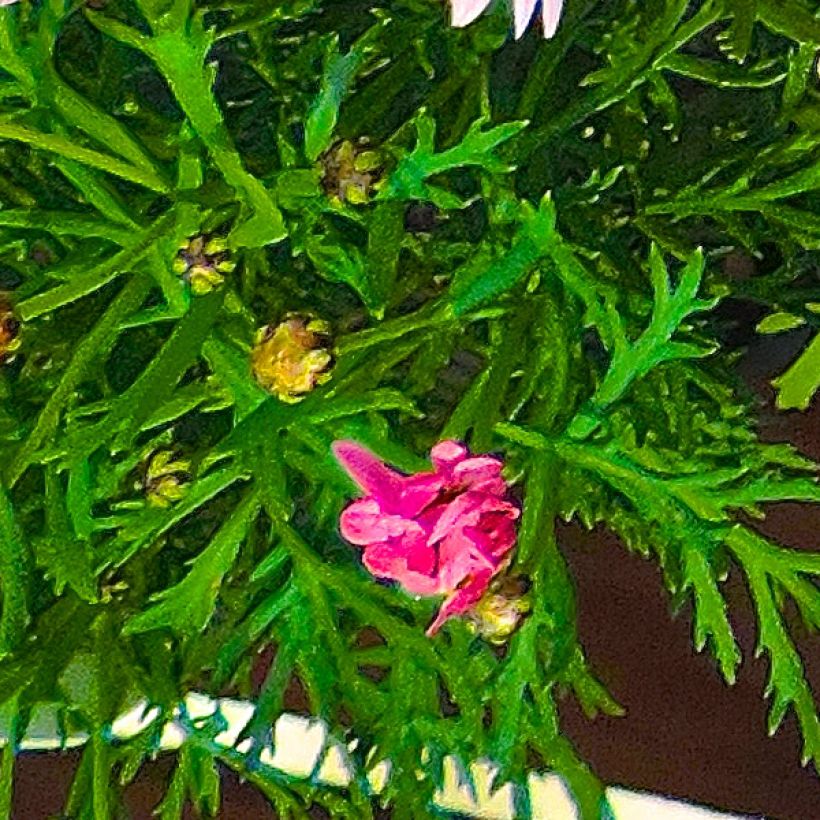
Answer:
[
  {"left": 173, "top": 235, "right": 235, "bottom": 295},
  {"left": 251, "top": 314, "right": 333, "bottom": 403},
  {"left": 320, "top": 140, "right": 382, "bottom": 206},
  {"left": 465, "top": 575, "right": 531, "bottom": 645},
  {"left": 0, "top": 298, "right": 21, "bottom": 365},
  {"left": 142, "top": 450, "right": 191, "bottom": 507}
]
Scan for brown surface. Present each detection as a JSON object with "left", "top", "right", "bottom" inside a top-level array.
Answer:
[
  {"left": 558, "top": 523, "right": 820, "bottom": 820},
  {"left": 13, "top": 753, "right": 278, "bottom": 819},
  {"left": 556, "top": 332, "right": 820, "bottom": 820}
]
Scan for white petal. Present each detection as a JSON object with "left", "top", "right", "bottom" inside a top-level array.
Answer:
[
  {"left": 513, "top": 0, "right": 538, "bottom": 39},
  {"left": 541, "top": 0, "right": 565, "bottom": 38},
  {"left": 450, "top": 0, "right": 493, "bottom": 28}
]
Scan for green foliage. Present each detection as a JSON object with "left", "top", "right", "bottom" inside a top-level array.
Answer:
[
  {"left": 757, "top": 302, "right": 820, "bottom": 409},
  {"left": 0, "top": 1, "right": 818, "bottom": 818},
  {"left": 123, "top": 492, "right": 261, "bottom": 635},
  {"left": 0, "top": 482, "right": 29, "bottom": 657}
]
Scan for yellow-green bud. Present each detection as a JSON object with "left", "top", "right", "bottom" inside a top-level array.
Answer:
[
  {"left": 320, "top": 140, "right": 383, "bottom": 206},
  {"left": 142, "top": 450, "right": 191, "bottom": 507},
  {"left": 466, "top": 575, "right": 532, "bottom": 645},
  {"left": 175, "top": 235, "right": 235, "bottom": 295},
  {"left": 251, "top": 314, "right": 333, "bottom": 403},
  {"left": 0, "top": 297, "right": 21, "bottom": 365}
]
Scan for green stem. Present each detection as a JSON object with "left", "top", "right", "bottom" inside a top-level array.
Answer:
[
  {"left": 17, "top": 210, "right": 176, "bottom": 320},
  {"left": 0, "top": 210, "right": 133, "bottom": 244},
  {"left": 0, "top": 484, "right": 30, "bottom": 657},
  {"left": 147, "top": 33, "right": 285, "bottom": 247},
  {"left": 91, "top": 733, "right": 110, "bottom": 820},
  {"left": 0, "top": 697, "right": 17, "bottom": 818},
  {"left": 334, "top": 303, "right": 453, "bottom": 355},
  {"left": 0, "top": 120, "right": 168, "bottom": 192}
]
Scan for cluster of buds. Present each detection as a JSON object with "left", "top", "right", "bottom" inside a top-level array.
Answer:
[
  {"left": 140, "top": 450, "right": 191, "bottom": 508},
  {"left": 465, "top": 574, "right": 532, "bottom": 645},
  {"left": 251, "top": 314, "right": 333, "bottom": 403},
  {"left": 173, "top": 235, "right": 235, "bottom": 295},
  {"left": 320, "top": 140, "right": 382, "bottom": 206},
  {"left": 0, "top": 297, "right": 21, "bottom": 365}
]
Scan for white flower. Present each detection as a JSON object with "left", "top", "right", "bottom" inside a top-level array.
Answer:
[{"left": 451, "top": 0, "right": 565, "bottom": 39}]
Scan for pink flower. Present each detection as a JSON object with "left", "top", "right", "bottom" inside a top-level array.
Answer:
[
  {"left": 0, "top": 1, "right": 20, "bottom": 6},
  {"left": 333, "top": 439, "right": 519, "bottom": 636},
  {"left": 451, "top": 0, "right": 565, "bottom": 39}
]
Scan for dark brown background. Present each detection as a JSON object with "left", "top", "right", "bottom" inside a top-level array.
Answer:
[{"left": 12, "top": 329, "right": 820, "bottom": 819}]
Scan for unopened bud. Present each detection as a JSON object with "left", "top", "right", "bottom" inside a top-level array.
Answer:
[
  {"left": 174, "top": 235, "right": 235, "bottom": 295},
  {"left": 320, "top": 140, "right": 383, "bottom": 206},
  {"left": 0, "top": 298, "right": 21, "bottom": 365},
  {"left": 142, "top": 450, "right": 191, "bottom": 507},
  {"left": 251, "top": 314, "right": 333, "bottom": 403},
  {"left": 466, "top": 575, "right": 531, "bottom": 645}
]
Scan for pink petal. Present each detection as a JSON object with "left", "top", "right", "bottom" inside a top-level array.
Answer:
[
  {"left": 395, "top": 472, "right": 444, "bottom": 518},
  {"left": 430, "top": 439, "right": 468, "bottom": 473},
  {"left": 436, "top": 531, "right": 497, "bottom": 592},
  {"left": 362, "top": 541, "right": 440, "bottom": 596},
  {"left": 340, "top": 498, "right": 424, "bottom": 545},
  {"left": 427, "top": 492, "right": 484, "bottom": 546},
  {"left": 414, "top": 496, "right": 449, "bottom": 530},
  {"left": 427, "top": 492, "right": 518, "bottom": 547},
  {"left": 541, "top": 0, "right": 565, "bottom": 38},
  {"left": 453, "top": 455, "right": 505, "bottom": 494},
  {"left": 426, "top": 568, "right": 494, "bottom": 636},
  {"left": 513, "top": 0, "right": 538, "bottom": 39},
  {"left": 332, "top": 440, "right": 405, "bottom": 510},
  {"left": 464, "top": 516, "right": 518, "bottom": 561},
  {"left": 450, "top": 0, "right": 492, "bottom": 28},
  {"left": 432, "top": 501, "right": 519, "bottom": 590}
]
